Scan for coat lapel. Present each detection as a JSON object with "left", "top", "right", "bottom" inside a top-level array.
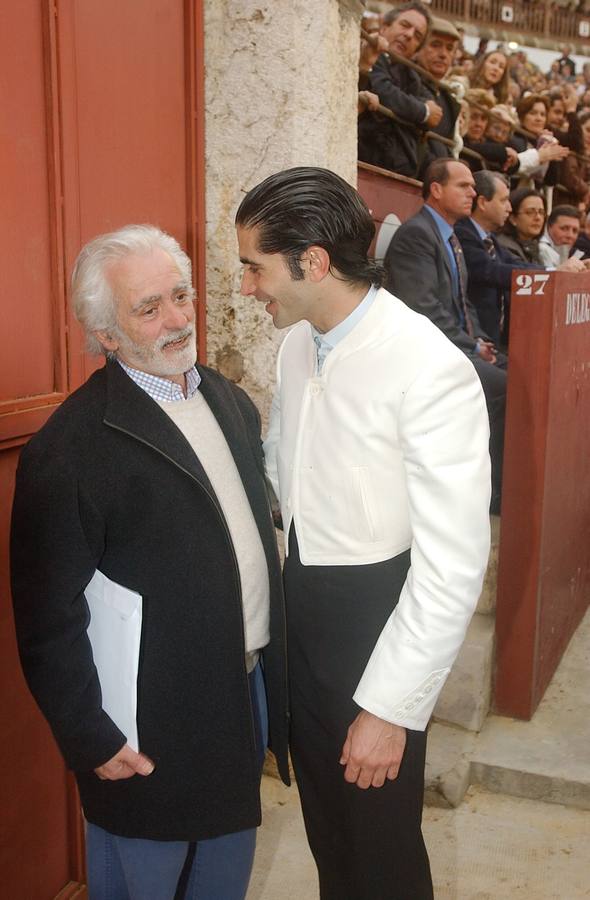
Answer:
[
  {"left": 196, "top": 366, "right": 277, "bottom": 553},
  {"left": 102, "top": 360, "right": 217, "bottom": 499},
  {"left": 420, "top": 208, "right": 464, "bottom": 319}
]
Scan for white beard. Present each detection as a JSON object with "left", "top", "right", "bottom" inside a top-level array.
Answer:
[{"left": 114, "top": 325, "right": 197, "bottom": 377}]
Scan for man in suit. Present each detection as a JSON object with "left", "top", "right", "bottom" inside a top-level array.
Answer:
[
  {"left": 456, "top": 172, "right": 587, "bottom": 346},
  {"left": 236, "top": 167, "right": 491, "bottom": 899},
  {"left": 386, "top": 158, "right": 506, "bottom": 512},
  {"left": 358, "top": 1, "right": 443, "bottom": 178},
  {"left": 10, "top": 225, "right": 289, "bottom": 900}
]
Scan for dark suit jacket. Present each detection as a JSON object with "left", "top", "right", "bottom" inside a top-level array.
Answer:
[
  {"left": 455, "top": 217, "right": 540, "bottom": 346},
  {"left": 11, "top": 360, "right": 289, "bottom": 841},
  {"left": 385, "top": 205, "right": 488, "bottom": 355}
]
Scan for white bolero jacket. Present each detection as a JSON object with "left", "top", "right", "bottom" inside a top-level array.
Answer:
[{"left": 263, "top": 287, "right": 492, "bottom": 730}]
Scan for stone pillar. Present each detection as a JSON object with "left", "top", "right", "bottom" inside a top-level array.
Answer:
[{"left": 204, "top": 0, "right": 363, "bottom": 418}]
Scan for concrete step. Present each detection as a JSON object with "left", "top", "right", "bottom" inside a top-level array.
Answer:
[
  {"left": 425, "top": 608, "right": 590, "bottom": 811},
  {"left": 433, "top": 612, "right": 495, "bottom": 733}
]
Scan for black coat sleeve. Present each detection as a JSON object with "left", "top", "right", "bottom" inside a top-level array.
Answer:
[
  {"left": 10, "top": 440, "right": 127, "bottom": 772},
  {"left": 369, "top": 55, "right": 428, "bottom": 125}
]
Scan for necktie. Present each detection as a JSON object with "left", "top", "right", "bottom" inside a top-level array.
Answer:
[
  {"left": 483, "top": 235, "right": 504, "bottom": 331},
  {"left": 313, "top": 335, "right": 330, "bottom": 374},
  {"left": 483, "top": 235, "right": 497, "bottom": 258},
  {"left": 448, "top": 233, "right": 473, "bottom": 337}
]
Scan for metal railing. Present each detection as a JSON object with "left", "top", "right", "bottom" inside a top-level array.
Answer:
[{"left": 429, "top": 0, "right": 590, "bottom": 43}]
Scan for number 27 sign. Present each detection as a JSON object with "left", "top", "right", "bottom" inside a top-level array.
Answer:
[{"left": 515, "top": 273, "right": 550, "bottom": 295}]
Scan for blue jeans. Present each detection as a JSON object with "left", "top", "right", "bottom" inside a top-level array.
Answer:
[{"left": 86, "top": 663, "right": 268, "bottom": 900}]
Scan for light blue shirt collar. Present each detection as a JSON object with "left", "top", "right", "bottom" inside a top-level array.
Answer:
[
  {"left": 117, "top": 359, "right": 201, "bottom": 402},
  {"left": 424, "top": 204, "right": 454, "bottom": 244},
  {"left": 470, "top": 217, "right": 489, "bottom": 242},
  {"left": 310, "top": 284, "right": 378, "bottom": 373}
]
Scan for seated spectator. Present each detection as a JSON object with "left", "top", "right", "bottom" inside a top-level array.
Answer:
[
  {"left": 546, "top": 89, "right": 567, "bottom": 131},
  {"left": 415, "top": 17, "right": 462, "bottom": 169},
  {"left": 385, "top": 158, "right": 506, "bottom": 512},
  {"left": 469, "top": 49, "right": 512, "bottom": 104},
  {"left": 464, "top": 100, "right": 518, "bottom": 172},
  {"left": 571, "top": 210, "right": 590, "bottom": 258},
  {"left": 554, "top": 109, "right": 590, "bottom": 211},
  {"left": 358, "top": 1, "right": 439, "bottom": 178},
  {"left": 358, "top": 28, "right": 388, "bottom": 114},
  {"left": 485, "top": 104, "right": 520, "bottom": 173},
  {"left": 461, "top": 89, "right": 510, "bottom": 171},
  {"left": 538, "top": 205, "right": 582, "bottom": 265},
  {"left": 510, "top": 94, "right": 569, "bottom": 190},
  {"left": 455, "top": 173, "right": 540, "bottom": 347},
  {"left": 456, "top": 176, "right": 587, "bottom": 349},
  {"left": 547, "top": 85, "right": 582, "bottom": 149},
  {"left": 496, "top": 187, "right": 546, "bottom": 264}
]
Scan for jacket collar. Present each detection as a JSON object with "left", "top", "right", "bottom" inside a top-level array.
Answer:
[
  {"left": 103, "top": 359, "right": 215, "bottom": 496},
  {"left": 102, "top": 359, "right": 274, "bottom": 551}
]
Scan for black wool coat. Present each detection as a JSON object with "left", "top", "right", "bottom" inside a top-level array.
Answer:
[{"left": 11, "top": 360, "right": 289, "bottom": 841}]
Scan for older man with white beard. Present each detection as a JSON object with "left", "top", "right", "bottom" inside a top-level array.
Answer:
[{"left": 10, "top": 224, "right": 289, "bottom": 900}]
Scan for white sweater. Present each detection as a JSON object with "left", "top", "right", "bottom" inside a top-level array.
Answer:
[{"left": 160, "top": 394, "right": 270, "bottom": 665}]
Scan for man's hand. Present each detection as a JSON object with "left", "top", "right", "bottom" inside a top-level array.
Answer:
[
  {"left": 476, "top": 339, "right": 497, "bottom": 364},
  {"left": 358, "top": 90, "right": 381, "bottom": 113},
  {"left": 502, "top": 147, "right": 519, "bottom": 171},
  {"left": 339, "top": 710, "right": 406, "bottom": 789},
  {"left": 94, "top": 744, "right": 155, "bottom": 781},
  {"left": 424, "top": 100, "right": 443, "bottom": 128},
  {"left": 538, "top": 142, "right": 569, "bottom": 164},
  {"left": 557, "top": 257, "right": 586, "bottom": 273}
]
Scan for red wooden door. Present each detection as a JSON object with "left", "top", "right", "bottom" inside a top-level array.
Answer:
[{"left": 0, "top": 2, "right": 205, "bottom": 895}]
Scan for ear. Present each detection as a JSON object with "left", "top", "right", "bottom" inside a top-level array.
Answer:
[
  {"left": 476, "top": 194, "right": 487, "bottom": 214},
  {"left": 430, "top": 182, "right": 443, "bottom": 201},
  {"left": 94, "top": 330, "right": 119, "bottom": 353},
  {"left": 306, "top": 245, "right": 331, "bottom": 282}
]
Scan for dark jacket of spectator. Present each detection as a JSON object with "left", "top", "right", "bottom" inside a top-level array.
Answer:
[
  {"left": 571, "top": 231, "right": 590, "bottom": 259},
  {"left": 385, "top": 206, "right": 489, "bottom": 355},
  {"left": 419, "top": 80, "right": 460, "bottom": 174},
  {"left": 461, "top": 136, "right": 512, "bottom": 172},
  {"left": 358, "top": 53, "right": 429, "bottom": 178},
  {"left": 496, "top": 231, "right": 542, "bottom": 265},
  {"left": 455, "top": 216, "right": 540, "bottom": 346},
  {"left": 554, "top": 153, "right": 590, "bottom": 209}
]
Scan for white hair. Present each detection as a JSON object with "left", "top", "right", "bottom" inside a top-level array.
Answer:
[{"left": 71, "top": 224, "right": 193, "bottom": 355}]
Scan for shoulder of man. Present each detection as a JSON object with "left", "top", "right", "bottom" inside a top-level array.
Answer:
[
  {"left": 197, "top": 363, "right": 262, "bottom": 432},
  {"left": 21, "top": 365, "right": 107, "bottom": 461},
  {"left": 391, "top": 207, "right": 436, "bottom": 243}
]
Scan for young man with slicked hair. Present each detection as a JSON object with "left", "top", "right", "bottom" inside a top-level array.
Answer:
[{"left": 236, "top": 166, "right": 491, "bottom": 899}]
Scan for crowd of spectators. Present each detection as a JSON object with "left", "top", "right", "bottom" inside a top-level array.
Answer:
[
  {"left": 358, "top": 4, "right": 590, "bottom": 219},
  {"left": 358, "top": 9, "right": 590, "bottom": 510}
]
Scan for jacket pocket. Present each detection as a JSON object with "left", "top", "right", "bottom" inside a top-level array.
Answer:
[{"left": 347, "top": 467, "right": 384, "bottom": 543}]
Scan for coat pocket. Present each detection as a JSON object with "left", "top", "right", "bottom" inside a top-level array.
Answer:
[{"left": 346, "top": 466, "right": 384, "bottom": 543}]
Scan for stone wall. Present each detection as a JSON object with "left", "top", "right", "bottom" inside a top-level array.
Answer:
[{"left": 204, "top": 0, "right": 364, "bottom": 420}]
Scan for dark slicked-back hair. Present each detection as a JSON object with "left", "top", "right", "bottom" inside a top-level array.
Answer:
[{"left": 235, "top": 167, "right": 384, "bottom": 287}]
